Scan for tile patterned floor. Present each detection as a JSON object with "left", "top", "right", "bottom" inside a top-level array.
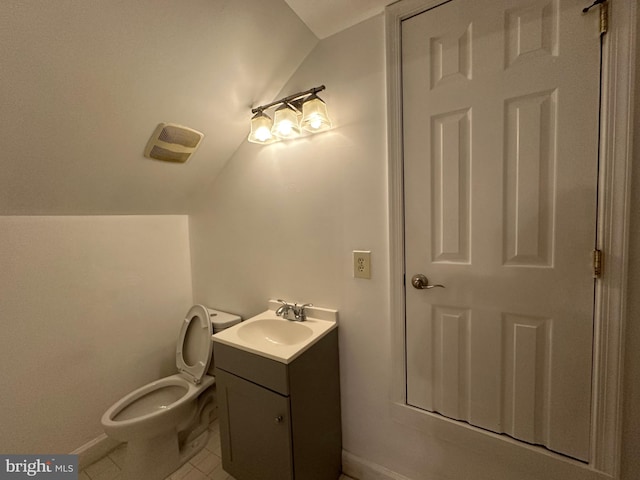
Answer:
[{"left": 80, "top": 419, "right": 354, "bottom": 480}]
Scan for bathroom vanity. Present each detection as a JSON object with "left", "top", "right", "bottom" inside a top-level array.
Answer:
[{"left": 212, "top": 303, "right": 341, "bottom": 480}]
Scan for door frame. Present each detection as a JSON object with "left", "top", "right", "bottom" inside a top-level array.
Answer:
[{"left": 386, "top": 0, "right": 636, "bottom": 477}]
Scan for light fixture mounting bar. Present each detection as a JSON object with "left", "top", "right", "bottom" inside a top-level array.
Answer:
[{"left": 251, "top": 85, "right": 326, "bottom": 114}]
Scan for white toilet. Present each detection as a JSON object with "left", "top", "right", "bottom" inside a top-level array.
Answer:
[{"left": 101, "top": 305, "right": 240, "bottom": 480}]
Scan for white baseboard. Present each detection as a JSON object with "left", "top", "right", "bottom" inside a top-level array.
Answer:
[
  {"left": 71, "top": 433, "right": 121, "bottom": 471},
  {"left": 342, "top": 450, "right": 414, "bottom": 480}
]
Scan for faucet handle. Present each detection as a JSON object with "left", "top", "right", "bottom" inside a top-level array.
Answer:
[{"left": 293, "top": 303, "right": 313, "bottom": 321}]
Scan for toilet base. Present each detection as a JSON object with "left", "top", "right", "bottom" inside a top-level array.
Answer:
[
  {"left": 118, "top": 388, "right": 216, "bottom": 480},
  {"left": 179, "top": 429, "right": 210, "bottom": 465},
  {"left": 122, "top": 430, "right": 180, "bottom": 480},
  {"left": 120, "top": 429, "right": 211, "bottom": 480}
]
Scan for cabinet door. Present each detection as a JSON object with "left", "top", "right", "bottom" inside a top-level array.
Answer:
[{"left": 216, "top": 368, "right": 293, "bottom": 480}]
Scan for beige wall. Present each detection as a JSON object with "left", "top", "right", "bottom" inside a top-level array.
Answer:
[
  {"left": 1, "top": 7, "right": 634, "bottom": 479},
  {"left": 189, "top": 11, "right": 396, "bottom": 471},
  {"left": 0, "top": 216, "right": 193, "bottom": 454},
  {"left": 190, "top": 13, "right": 640, "bottom": 480}
]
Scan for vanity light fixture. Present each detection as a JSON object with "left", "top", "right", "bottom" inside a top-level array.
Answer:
[
  {"left": 248, "top": 110, "right": 276, "bottom": 144},
  {"left": 301, "top": 93, "right": 332, "bottom": 133},
  {"left": 272, "top": 103, "right": 301, "bottom": 139},
  {"left": 248, "top": 85, "right": 332, "bottom": 144}
]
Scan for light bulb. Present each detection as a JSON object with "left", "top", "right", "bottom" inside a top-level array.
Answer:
[
  {"left": 248, "top": 111, "right": 277, "bottom": 144},
  {"left": 255, "top": 126, "right": 271, "bottom": 142},
  {"left": 277, "top": 120, "right": 294, "bottom": 136},
  {"left": 309, "top": 116, "right": 322, "bottom": 130},
  {"left": 301, "top": 94, "right": 332, "bottom": 133},
  {"left": 272, "top": 105, "right": 300, "bottom": 139}
]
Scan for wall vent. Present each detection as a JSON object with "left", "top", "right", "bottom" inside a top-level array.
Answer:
[{"left": 144, "top": 123, "right": 204, "bottom": 163}]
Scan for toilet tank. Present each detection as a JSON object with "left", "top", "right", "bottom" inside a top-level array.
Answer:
[{"left": 206, "top": 308, "right": 241, "bottom": 374}]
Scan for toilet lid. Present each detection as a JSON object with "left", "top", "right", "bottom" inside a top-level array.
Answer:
[{"left": 176, "top": 305, "right": 213, "bottom": 383}]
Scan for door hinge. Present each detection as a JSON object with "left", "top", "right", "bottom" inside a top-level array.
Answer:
[
  {"left": 582, "top": 0, "right": 608, "bottom": 35},
  {"left": 593, "top": 249, "right": 603, "bottom": 278}
]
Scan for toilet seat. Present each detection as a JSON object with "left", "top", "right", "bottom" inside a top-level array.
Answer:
[{"left": 175, "top": 305, "right": 213, "bottom": 383}]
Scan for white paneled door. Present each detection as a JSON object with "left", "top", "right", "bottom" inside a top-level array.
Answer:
[{"left": 402, "top": 0, "right": 600, "bottom": 461}]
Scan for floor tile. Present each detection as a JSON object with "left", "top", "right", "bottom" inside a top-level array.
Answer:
[
  {"left": 190, "top": 451, "right": 222, "bottom": 475},
  {"left": 207, "top": 463, "right": 231, "bottom": 480},
  {"left": 85, "top": 419, "right": 353, "bottom": 480},
  {"left": 180, "top": 467, "right": 208, "bottom": 480},
  {"left": 107, "top": 444, "right": 127, "bottom": 470},
  {"left": 84, "top": 456, "right": 121, "bottom": 480},
  {"left": 188, "top": 447, "right": 211, "bottom": 466},
  {"left": 167, "top": 461, "right": 195, "bottom": 480}
]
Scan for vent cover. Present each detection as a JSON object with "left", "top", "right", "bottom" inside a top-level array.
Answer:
[{"left": 144, "top": 123, "right": 204, "bottom": 163}]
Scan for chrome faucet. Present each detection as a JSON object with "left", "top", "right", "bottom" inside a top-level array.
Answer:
[
  {"left": 275, "top": 300, "right": 313, "bottom": 322},
  {"left": 275, "top": 299, "right": 292, "bottom": 318}
]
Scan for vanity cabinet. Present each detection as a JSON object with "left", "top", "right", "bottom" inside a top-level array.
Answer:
[{"left": 214, "top": 328, "right": 341, "bottom": 480}]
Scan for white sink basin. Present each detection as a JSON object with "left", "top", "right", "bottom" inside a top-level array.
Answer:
[
  {"left": 237, "top": 319, "right": 313, "bottom": 346},
  {"left": 212, "top": 300, "right": 338, "bottom": 364}
]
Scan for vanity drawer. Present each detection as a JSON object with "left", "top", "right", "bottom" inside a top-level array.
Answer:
[{"left": 214, "top": 342, "right": 289, "bottom": 395}]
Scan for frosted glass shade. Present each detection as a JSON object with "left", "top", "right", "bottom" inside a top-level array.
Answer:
[
  {"left": 301, "top": 95, "right": 332, "bottom": 133},
  {"left": 271, "top": 105, "right": 301, "bottom": 139},
  {"left": 248, "top": 112, "right": 276, "bottom": 144}
]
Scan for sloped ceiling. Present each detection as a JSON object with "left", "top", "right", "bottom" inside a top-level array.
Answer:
[
  {"left": 0, "top": 0, "right": 317, "bottom": 214},
  {"left": 284, "top": 0, "right": 395, "bottom": 39}
]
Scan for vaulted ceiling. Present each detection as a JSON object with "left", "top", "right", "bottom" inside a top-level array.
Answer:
[
  {"left": 0, "top": 0, "right": 392, "bottom": 215},
  {"left": 284, "top": 0, "right": 395, "bottom": 38}
]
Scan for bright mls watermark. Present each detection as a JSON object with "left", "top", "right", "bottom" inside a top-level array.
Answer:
[{"left": 0, "top": 455, "right": 77, "bottom": 479}]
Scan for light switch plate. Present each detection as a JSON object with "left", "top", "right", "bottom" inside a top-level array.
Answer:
[{"left": 353, "top": 250, "right": 371, "bottom": 279}]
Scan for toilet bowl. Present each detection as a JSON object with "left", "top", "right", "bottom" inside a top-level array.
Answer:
[{"left": 101, "top": 305, "right": 240, "bottom": 480}]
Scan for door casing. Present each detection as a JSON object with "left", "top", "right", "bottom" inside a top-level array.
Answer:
[{"left": 386, "top": 0, "right": 636, "bottom": 477}]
